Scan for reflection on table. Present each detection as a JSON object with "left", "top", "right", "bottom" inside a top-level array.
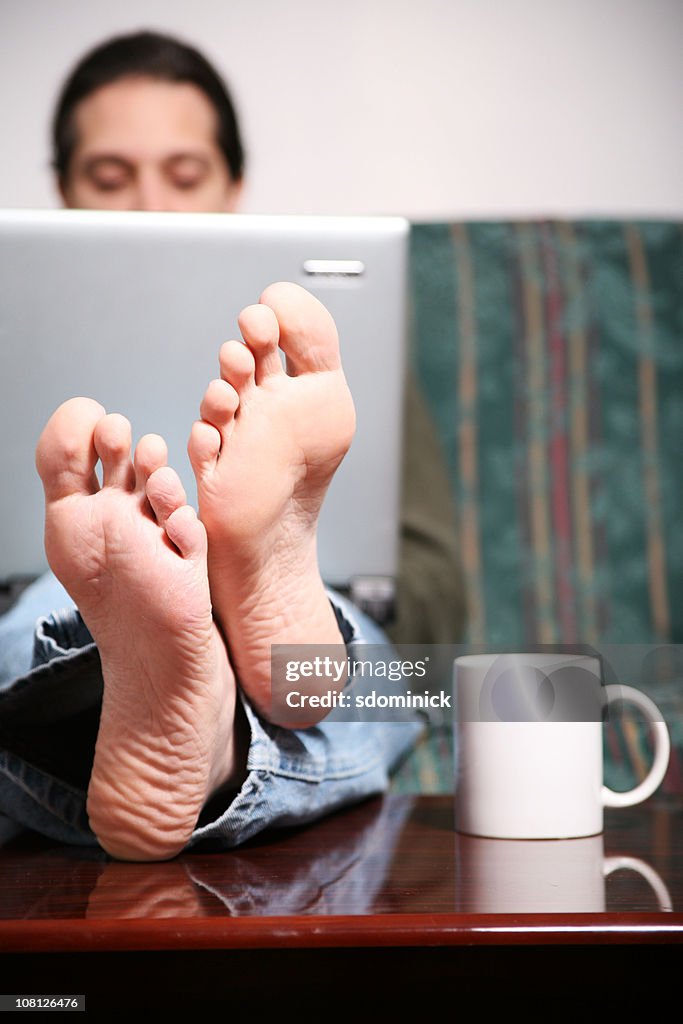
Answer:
[{"left": 1, "top": 794, "right": 681, "bottom": 946}]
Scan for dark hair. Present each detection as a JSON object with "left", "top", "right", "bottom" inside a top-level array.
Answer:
[{"left": 52, "top": 30, "right": 245, "bottom": 182}]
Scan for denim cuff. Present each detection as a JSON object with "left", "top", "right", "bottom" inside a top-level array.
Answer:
[{"left": 0, "top": 589, "right": 420, "bottom": 851}]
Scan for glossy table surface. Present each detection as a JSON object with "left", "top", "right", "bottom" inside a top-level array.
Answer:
[{"left": 1, "top": 794, "right": 681, "bottom": 953}]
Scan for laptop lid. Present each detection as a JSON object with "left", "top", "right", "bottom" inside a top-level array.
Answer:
[{"left": 0, "top": 210, "right": 408, "bottom": 590}]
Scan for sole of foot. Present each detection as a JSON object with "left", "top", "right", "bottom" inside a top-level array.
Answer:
[
  {"left": 188, "top": 282, "right": 355, "bottom": 726},
  {"left": 36, "top": 398, "right": 238, "bottom": 860}
]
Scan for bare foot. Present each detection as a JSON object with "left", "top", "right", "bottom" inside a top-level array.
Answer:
[
  {"left": 188, "top": 283, "right": 355, "bottom": 724},
  {"left": 36, "top": 398, "right": 237, "bottom": 861}
]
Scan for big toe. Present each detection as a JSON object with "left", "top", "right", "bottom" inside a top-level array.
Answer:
[
  {"left": 36, "top": 397, "right": 105, "bottom": 503},
  {"left": 259, "top": 282, "right": 342, "bottom": 375}
]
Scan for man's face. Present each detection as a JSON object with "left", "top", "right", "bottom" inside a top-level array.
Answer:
[{"left": 59, "top": 76, "right": 242, "bottom": 213}]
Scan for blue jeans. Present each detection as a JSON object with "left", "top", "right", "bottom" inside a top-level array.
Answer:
[{"left": 0, "top": 572, "right": 421, "bottom": 850}]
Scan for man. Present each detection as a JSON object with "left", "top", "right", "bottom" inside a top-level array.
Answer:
[
  {"left": 52, "top": 31, "right": 243, "bottom": 214},
  {"left": 0, "top": 31, "right": 462, "bottom": 860}
]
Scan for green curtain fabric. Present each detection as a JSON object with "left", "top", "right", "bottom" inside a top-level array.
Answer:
[{"left": 392, "top": 220, "right": 683, "bottom": 794}]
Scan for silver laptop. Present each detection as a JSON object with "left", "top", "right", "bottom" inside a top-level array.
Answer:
[{"left": 0, "top": 210, "right": 408, "bottom": 593}]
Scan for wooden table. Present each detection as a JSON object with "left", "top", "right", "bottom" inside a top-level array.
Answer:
[{"left": 1, "top": 795, "right": 681, "bottom": 1010}]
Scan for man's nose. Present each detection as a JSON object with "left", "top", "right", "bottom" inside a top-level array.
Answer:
[{"left": 132, "top": 169, "right": 169, "bottom": 212}]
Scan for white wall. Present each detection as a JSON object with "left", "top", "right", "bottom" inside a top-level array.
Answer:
[{"left": 1, "top": 0, "right": 681, "bottom": 218}]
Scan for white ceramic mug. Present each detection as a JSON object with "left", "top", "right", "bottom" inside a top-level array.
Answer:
[{"left": 454, "top": 653, "right": 671, "bottom": 839}]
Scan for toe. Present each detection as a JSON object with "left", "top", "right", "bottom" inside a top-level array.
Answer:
[
  {"left": 36, "top": 397, "right": 105, "bottom": 502},
  {"left": 259, "top": 282, "right": 341, "bottom": 375},
  {"left": 94, "top": 414, "right": 135, "bottom": 490},
  {"left": 199, "top": 378, "right": 239, "bottom": 434},
  {"left": 238, "top": 304, "right": 283, "bottom": 382},
  {"left": 165, "top": 504, "right": 207, "bottom": 560},
  {"left": 218, "top": 340, "right": 256, "bottom": 393},
  {"left": 146, "top": 466, "right": 187, "bottom": 528},
  {"left": 188, "top": 420, "right": 222, "bottom": 476},
  {"left": 134, "top": 434, "right": 168, "bottom": 490}
]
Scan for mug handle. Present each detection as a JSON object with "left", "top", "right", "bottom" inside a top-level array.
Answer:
[{"left": 602, "top": 684, "right": 670, "bottom": 808}]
